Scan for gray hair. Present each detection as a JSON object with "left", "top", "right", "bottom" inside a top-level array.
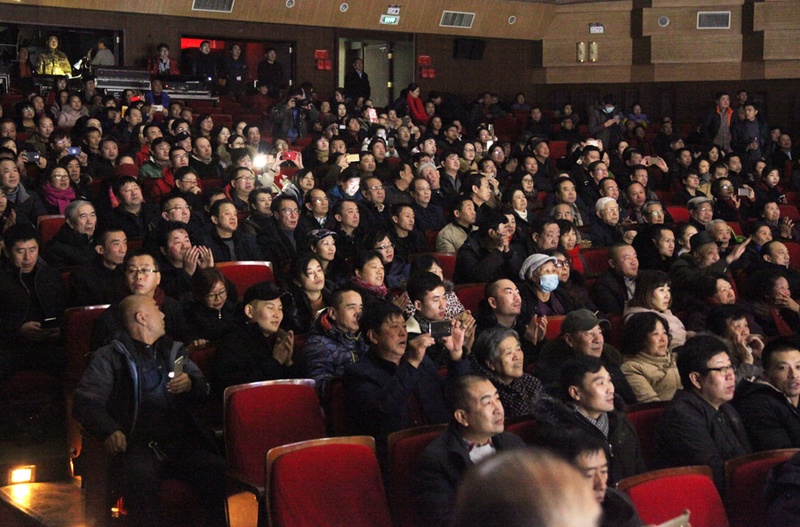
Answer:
[
  {"left": 643, "top": 200, "right": 663, "bottom": 213},
  {"left": 473, "top": 326, "right": 520, "bottom": 367},
  {"left": 65, "top": 200, "right": 94, "bottom": 224},
  {"left": 705, "top": 219, "right": 727, "bottom": 232},
  {"left": 416, "top": 161, "right": 437, "bottom": 178},
  {"left": 595, "top": 197, "right": 616, "bottom": 212}
]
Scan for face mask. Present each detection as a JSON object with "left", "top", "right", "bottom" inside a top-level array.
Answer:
[
  {"left": 539, "top": 274, "right": 559, "bottom": 293},
  {"left": 604, "top": 106, "right": 615, "bottom": 114}
]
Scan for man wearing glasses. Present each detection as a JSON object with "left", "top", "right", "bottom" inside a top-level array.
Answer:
[
  {"left": 588, "top": 197, "right": 624, "bottom": 247},
  {"left": 90, "top": 249, "right": 193, "bottom": 350},
  {"left": 656, "top": 335, "right": 751, "bottom": 493},
  {"left": 261, "top": 195, "right": 302, "bottom": 280}
]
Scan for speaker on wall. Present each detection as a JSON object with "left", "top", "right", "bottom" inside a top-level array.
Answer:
[{"left": 453, "top": 38, "right": 486, "bottom": 60}]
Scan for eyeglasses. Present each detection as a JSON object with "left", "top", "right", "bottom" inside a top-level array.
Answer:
[
  {"left": 280, "top": 208, "right": 300, "bottom": 215},
  {"left": 312, "top": 197, "right": 328, "bottom": 204},
  {"left": 604, "top": 206, "right": 621, "bottom": 213},
  {"left": 702, "top": 365, "right": 734, "bottom": 376},
  {"left": 463, "top": 147, "right": 475, "bottom": 152},
  {"left": 368, "top": 185, "right": 384, "bottom": 191},
  {"left": 179, "top": 179, "right": 198, "bottom": 185},
  {"left": 52, "top": 174, "right": 69, "bottom": 180},
  {"left": 554, "top": 260, "right": 571, "bottom": 268},
  {"left": 206, "top": 289, "right": 227, "bottom": 301},
  {"left": 126, "top": 268, "right": 159, "bottom": 276},
  {"left": 720, "top": 184, "right": 732, "bottom": 190},
  {"left": 374, "top": 243, "right": 395, "bottom": 251},
  {"left": 650, "top": 210, "right": 664, "bottom": 216}
]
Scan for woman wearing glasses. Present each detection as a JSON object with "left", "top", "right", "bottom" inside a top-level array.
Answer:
[{"left": 183, "top": 268, "right": 239, "bottom": 349}]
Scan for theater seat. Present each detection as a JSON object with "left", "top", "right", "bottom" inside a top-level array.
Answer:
[
  {"left": 387, "top": 424, "right": 448, "bottom": 527},
  {"left": 224, "top": 379, "right": 326, "bottom": 526},
  {"left": 37, "top": 215, "right": 66, "bottom": 245},
  {"left": 725, "top": 448, "right": 799, "bottom": 527},
  {"left": 666, "top": 205, "right": 690, "bottom": 223},
  {"left": 544, "top": 315, "right": 565, "bottom": 340},
  {"left": 454, "top": 282, "right": 485, "bottom": 314},
  {"left": 580, "top": 247, "right": 610, "bottom": 276},
  {"left": 266, "top": 436, "right": 392, "bottom": 527},
  {"left": 618, "top": 465, "right": 729, "bottom": 527},
  {"left": 625, "top": 401, "right": 668, "bottom": 470},
  {"left": 505, "top": 415, "right": 538, "bottom": 445},
  {"left": 217, "top": 261, "right": 274, "bottom": 299}
]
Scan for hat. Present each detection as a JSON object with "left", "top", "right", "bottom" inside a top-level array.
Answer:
[
  {"left": 561, "top": 309, "right": 609, "bottom": 335},
  {"left": 690, "top": 231, "right": 716, "bottom": 251},
  {"left": 174, "top": 131, "right": 191, "bottom": 142},
  {"left": 519, "top": 254, "right": 558, "bottom": 280},
  {"left": 308, "top": 228, "right": 337, "bottom": 246},
  {"left": 243, "top": 282, "right": 287, "bottom": 305},
  {"left": 687, "top": 196, "right": 712, "bottom": 211}
]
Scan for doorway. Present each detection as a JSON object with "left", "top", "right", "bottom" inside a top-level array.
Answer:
[{"left": 338, "top": 36, "right": 413, "bottom": 109}]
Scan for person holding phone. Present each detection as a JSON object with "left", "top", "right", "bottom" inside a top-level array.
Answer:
[{"left": 269, "top": 89, "right": 319, "bottom": 143}]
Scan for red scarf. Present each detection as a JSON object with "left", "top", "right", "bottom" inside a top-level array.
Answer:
[{"left": 41, "top": 183, "right": 76, "bottom": 214}]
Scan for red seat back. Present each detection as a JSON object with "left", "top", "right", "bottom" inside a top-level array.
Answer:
[
  {"left": 387, "top": 425, "right": 448, "bottom": 527},
  {"left": 581, "top": 247, "right": 610, "bottom": 276},
  {"left": 505, "top": 415, "right": 538, "bottom": 445},
  {"left": 779, "top": 204, "right": 800, "bottom": 221},
  {"left": 224, "top": 380, "right": 326, "bottom": 488},
  {"left": 454, "top": 282, "right": 485, "bottom": 314},
  {"left": 619, "top": 466, "right": 729, "bottom": 527},
  {"left": 267, "top": 437, "right": 393, "bottom": 527},
  {"left": 549, "top": 140, "right": 567, "bottom": 159},
  {"left": 38, "top": 215, "right": 66, "bottom": 245},
  {"left": 786, "top": 241, "right": 800, "bottom": 272},
  {"left": 217, "top": 261, "right": 274, "bottom": 299},
  {"left": 544, "top": 315, "right": 566, "bottom": 340},
  {"left": 725, "top": 449, "right": 800, "bottom": 527},
  {"left": 327, "top": 376, "right": 351, "bottom": 436},
  {"left": 625, "top": 401, "right": 668, "bottom": 470},
  {"left": 666, "top": 205, "right": 690, "bottom": 223}
]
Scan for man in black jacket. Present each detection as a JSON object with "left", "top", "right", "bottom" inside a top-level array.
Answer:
[
  {"left": 344, "top": 58, "right": 370, "bottom": 102},
  {"left": 656, "top": 335, "right": 751, "bottom": 493},
  {"left": 0, "top": 224, "right": 66, "bottom": 381},
  {"left": 533, "top": 355, "right": 646, "bottom": 485},
  {"left": 74, "top": 293, "right": 225, "bottom": 527},
  {"left": 733, "top": 336, "right": 800, "bottom": 452},
  {"left": 413, "top": 375, "right": 525, "bottom": 527},
  {"left": 454, "top": 212, "right": 521, "bottom": 285},
  {"left": 590, "top": 243, "right": 638, "bottom": 316},
  {"left": 202, "top": 198, "right": 262, "bottom": 264}
]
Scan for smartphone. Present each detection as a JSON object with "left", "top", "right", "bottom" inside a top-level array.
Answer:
[
  {"left": 66, "top": 147, "right": 82, "bottom": 156},
  {"left": 253, "top": 155, "right": 268, "bottom": 169},
  {"left": 26, "top": 151, "right": 40, "bottom": 162},
  {"left": 346, "top": 153, "right": 361, "bottom": 163},
  {"left": 153, "top": 104, "right": 164, "bottom": 112},
  {"left": 283, "top": 150, "right": 298, "bottom": 162},
  {"left": 41, "top": 317, "right": 58, "bottom": 329},
  {"left": 367, "top": 108, "right": 378, "bottom": 123},
  {"left": 338, "top": 124, "right": 346, "bottom": 130},
  {"left": 487, "top": 124, "right": 495, "bottom": 137},
  {"left": 647, "top": 156, "right": 659, "bottom": 166},
  {"left": 429, "top": 320, "right": 452, "bottom": 339},
  {"left": 169, "top": 356, "right": 185, "bottom": 379},
  {"left": 737, "top": 188, "right": 750, "bottom": 197},
  {"left": 402, "top": 116, "right": 412, "bottom": 127},
  {"left": 387, "top": 138, "right": 395, "bottom": 148}
]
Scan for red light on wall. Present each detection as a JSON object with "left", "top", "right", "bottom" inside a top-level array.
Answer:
[{"left": 417, "top": 55, "right": 431, "bottom": 66}]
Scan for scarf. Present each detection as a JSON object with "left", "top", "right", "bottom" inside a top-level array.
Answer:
[
  {"left": 350, "top": 275, "right": 387, "bottom": 298},
  {"left": 565, "top": 245, "right": 585, "bottom": 275},
  {"left": 41, "top": 183, "right": 76, "bottom": 214}
]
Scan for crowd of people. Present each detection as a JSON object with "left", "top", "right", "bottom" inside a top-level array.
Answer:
[{"left": 3, "top": 35, "right": 800, "bottom": 526}]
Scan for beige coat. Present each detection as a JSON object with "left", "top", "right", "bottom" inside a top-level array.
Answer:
[{"left": 621, "top": 351, "right": 682, "bottom": 403}]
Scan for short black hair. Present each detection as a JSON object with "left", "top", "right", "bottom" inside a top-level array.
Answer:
[
  {"left": 675, "top": 335, "right": 729, "bottom": 389},
  {"left": 763, "top": 336, "right": 800, "bottom": 370},
  {"left": 446, "top": 374, "right": 492, "bottom": 413},
  {"left": 407, "top": 271, "right": 444, "bottom": 304},
  {"left": 558, "top": 355, "right": 605, "bottom": 403},
  {"left": 3, "top": 224, "right": 39, "bottom": 250},
  {"left": 158, "top": 221, "right": 190, "bottom": 248},
  {"left": 359, "top": 299, "right": 403, "bottom": 338}
]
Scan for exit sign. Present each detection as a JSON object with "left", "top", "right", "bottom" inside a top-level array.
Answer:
[{"left": 380, "top": 14, "right": 400, "bottom": 25}]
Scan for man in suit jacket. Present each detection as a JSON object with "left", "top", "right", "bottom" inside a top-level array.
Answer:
[
  {"left": 413, "top": 374, "right": 525, "bottom": 527},
  {"left": 344, "top": 58, "right": 370, "bottom": 102}
]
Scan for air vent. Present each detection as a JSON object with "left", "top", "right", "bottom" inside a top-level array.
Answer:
[
  {"left": 192, "top": 0, "right": 235, "bottom": 12},
  {"left": 440, "top": 11, "right": 475, "bottom": 29},
  {"left": 697, "top": 11, "right": 730, "bottom": 29}
]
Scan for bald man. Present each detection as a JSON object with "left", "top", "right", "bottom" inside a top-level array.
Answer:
[{"left": 74, "top": 293, "right": 225, "bottom": 527}]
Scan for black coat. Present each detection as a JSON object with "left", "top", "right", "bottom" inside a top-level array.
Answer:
[
  {"left": 656, "top": 389, "right": 751, "bottom": 493},
  {"left": 413, "top": 423, "right": 525, "bottom": 527},
  {"left": 202, "top": 228, "right": 263, "bottom": 264},
  {"left": 68, "top": 259, "right": 127, "bottom": 307},
  {"left": 454, "top": 234, "right": 522, "bottom": 285},
  {"left": 732, "top": 379, "right": 800, "bottom": 452},
  {"left": 533, "top": 396, "right": 647, "bottom": 485},
  {"left": 343, "top": 350, "right": 471, "bottom": 464},
  {"left": 43, "top": 223, "right": 95, "bottom": 268},
  {"left": 0, "top": 261, "right": 66, "bottom": 349},
  {"left": 591, "top": 270, "right": 631, "bottom": 316}
]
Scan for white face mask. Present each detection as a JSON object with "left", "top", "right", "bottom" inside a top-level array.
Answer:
[{"left": 539, "top": 274, "right": 560, "bottom": 293}]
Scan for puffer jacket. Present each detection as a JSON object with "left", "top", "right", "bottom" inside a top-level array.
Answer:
[{"left": 621, "top": 352, "right": 681, "bottom": 403}]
